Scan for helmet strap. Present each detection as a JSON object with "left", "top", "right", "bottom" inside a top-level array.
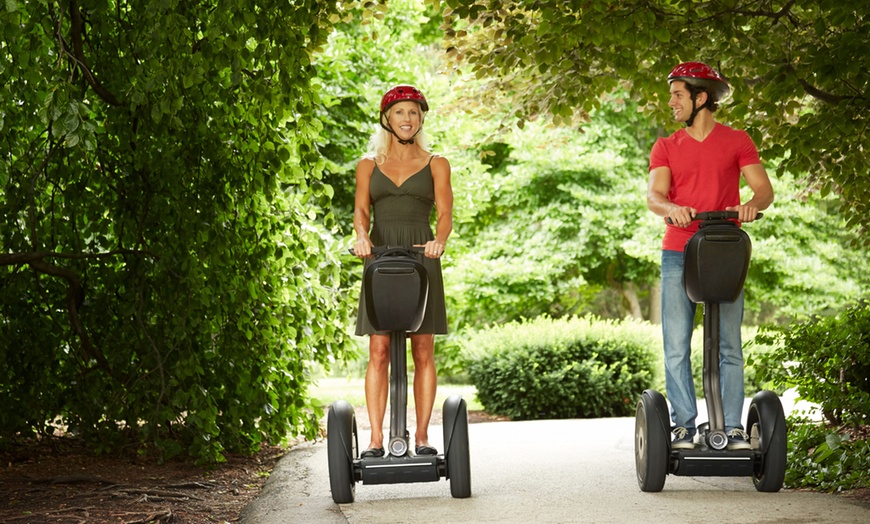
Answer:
[{"left": 684, "top": 86, "right": 705, "bottom": 128}]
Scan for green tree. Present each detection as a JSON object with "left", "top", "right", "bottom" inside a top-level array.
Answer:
[
  {"left": 313, "top": 1, "right": 868, "bottom": 332},
  {"left": 0, "top": 0, "right": 357, "bottom": 463},
  {"left": 438, "top": 0, "right": 870, "bottom": 239},
  {"left": 442, "top": 101, "right": 870, "bottom": 327},
  {"left": 313, "top": 0, "right": 450, "bottom": 224},
  {"left": 445, "top": 101, "right": 661, "bottom": 326}
]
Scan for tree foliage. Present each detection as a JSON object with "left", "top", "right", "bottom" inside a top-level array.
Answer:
[
  {"left": 0, "top": 0, "right": 358, "bottom": 463},
  {"left": 313, "top": 1, "right": 868, "bottom": 334},
  {"left": 440, "top": 99, "right": 870, "bottom": 328},
  {"left": 438, "top": 0, "right": 870, "bottom": 238},
  {"left": 444, "top": 102, "right": 661, "bottom": 326}
]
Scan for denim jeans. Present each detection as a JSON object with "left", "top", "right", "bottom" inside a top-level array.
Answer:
[{"left": 661, "top": 249, "right": 746, "bottom": 433}]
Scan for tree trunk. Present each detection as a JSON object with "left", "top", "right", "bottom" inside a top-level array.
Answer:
[
  {"left": 622, "top": 282, "right": 643, "bottom": 320},
  {"left": 649, "top": 282, "right": 661, "bottom": 324}
]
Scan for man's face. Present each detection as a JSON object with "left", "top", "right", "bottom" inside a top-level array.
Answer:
[{"left": 668, "top": 81, "right": 694, "bottom": 123}]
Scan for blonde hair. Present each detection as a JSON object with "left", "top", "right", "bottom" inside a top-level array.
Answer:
[{"left": 364, "top": 105, "right": 430, "bottom": 164}]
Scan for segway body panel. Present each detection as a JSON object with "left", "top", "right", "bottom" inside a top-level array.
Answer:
[
  {"left": 363, "top": 247, "right": 429, "bottom": 332},
  {"left": 683, "top": 219, "right": 750, "bottom": 304}
]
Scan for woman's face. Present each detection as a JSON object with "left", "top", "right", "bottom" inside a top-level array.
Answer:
[{"left": 386, "top": 101, "right": 423, "bottom": 141}]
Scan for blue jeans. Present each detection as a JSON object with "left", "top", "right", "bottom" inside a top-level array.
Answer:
[{"left": 661, "top": 250, "right": 746, "bottom": 433}]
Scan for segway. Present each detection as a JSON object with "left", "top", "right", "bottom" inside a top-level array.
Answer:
[
  {"left": 635, "top": 211, "right": 787, "bottom": 493},
  {"left": 327, "top": 246, "right": 471, "bottom": 503}
]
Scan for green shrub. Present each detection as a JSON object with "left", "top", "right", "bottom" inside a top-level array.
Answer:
[
  {"left": 752, "top": 300, "right": 870, "bottom": 491},
  {"left": 783, "top": 416, "right": 870, "bottom": 491},
  {"left": 461, "top": 315, "right": 658, "bottom": 420},
  {"left": 754, "top": 300, "right": 870, "bottom": 426}
]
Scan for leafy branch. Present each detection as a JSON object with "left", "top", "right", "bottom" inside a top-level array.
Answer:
[
  {"left": 0, "top": 250, "right": 154, "bottom": 377},
  {"left": 53, "top": 0, "right": 122, "bottom": 106}
]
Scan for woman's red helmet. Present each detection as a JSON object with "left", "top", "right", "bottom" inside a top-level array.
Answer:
[
  {"left": 380, "top": 85, "right": 429, "bottom": 113},
  {"left": 668, "top": 61, "right": 730, "bottom": 101},
  {"left": 379, "top": 85, "right": 428, "bottom": 144}
]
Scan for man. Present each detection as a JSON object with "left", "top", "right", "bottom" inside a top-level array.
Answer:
[{"left": 647, "top": 61, "right": 774, "bottom": 450}]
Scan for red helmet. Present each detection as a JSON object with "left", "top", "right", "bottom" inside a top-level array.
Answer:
[
  {"left": 668, "top": 61, "right": 730, "bottom": 101},
  {"left": 380, "top": 85, "right": 429, "bottom": 113}
]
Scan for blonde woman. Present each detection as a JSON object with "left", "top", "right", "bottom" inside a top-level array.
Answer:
[{"left": 352, "top": 85, "right": 453, "bottom": 458}]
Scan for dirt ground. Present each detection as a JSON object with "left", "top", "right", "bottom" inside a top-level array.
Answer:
[{"left": 0, "top": 409, "right": 507, "bottom": 523}]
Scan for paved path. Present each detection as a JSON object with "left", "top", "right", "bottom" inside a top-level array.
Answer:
[{"left": 240, "top": 410, "right": 870, "bottom": 523}]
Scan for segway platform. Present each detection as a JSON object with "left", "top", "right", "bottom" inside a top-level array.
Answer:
[
  {"left": 671, "top": 449, "right": 756, "bottom": 477},
  {"left": 359, "top": 454, "right": 441, "bottom": 485}
]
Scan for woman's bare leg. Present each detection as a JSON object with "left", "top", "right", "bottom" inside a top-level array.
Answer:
[
  {"left": 410, "top": 333, "right": 437, "bottom": 448},
  {"left": 364, "top": 334, "right": 390, "bottom": 450}
]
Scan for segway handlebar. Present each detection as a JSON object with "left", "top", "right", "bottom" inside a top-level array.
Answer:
[
  {"left": 666, "top": 211, "right": 763, "bottom": 225},
  {"left": 348, "top": 245, "right": 427, "bottom": 256}
]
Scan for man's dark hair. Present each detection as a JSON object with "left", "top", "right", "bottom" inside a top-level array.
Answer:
[{"left": 684, "top": 83, "right": 720, "bottom": 113}]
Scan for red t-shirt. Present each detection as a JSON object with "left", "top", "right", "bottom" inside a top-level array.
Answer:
[{"left": 649, "top": 123, "right": 762, "bottom": 251}]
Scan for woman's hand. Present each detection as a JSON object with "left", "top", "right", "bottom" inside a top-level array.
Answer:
[
  {"left": 421, "top": 239, "right": 446, "bottom": 259},
  {"left": 353, "top": 237, "right": 374, "bottom": 258}
]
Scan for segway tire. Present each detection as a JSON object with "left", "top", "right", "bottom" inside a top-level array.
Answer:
[
  {"left": 443, "top": 395, "right": 471, "bottom": 498},
  {"left": 635, "top": 390, "right": 669, "bottom": 492},
  {"left": 747, "top": 390, "right": 787, "bottom": 492},
  {"left": 327, "top": 400, "right": 358, "bottom": 503}
]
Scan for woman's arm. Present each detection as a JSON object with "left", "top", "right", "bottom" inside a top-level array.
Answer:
[
  {"left": 353, "top": 158, "right": 375, "bottom": 258},
  {"left": 428, "top": 155, "right": 453, "bottom": 258}
]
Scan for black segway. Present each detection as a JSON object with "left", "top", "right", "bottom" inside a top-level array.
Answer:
[
  {"left": 635, "top": 211, "right": 787, "bottom": 493},
  {"left": 327, "top": 246, "right": 471, "bottom": 503}
]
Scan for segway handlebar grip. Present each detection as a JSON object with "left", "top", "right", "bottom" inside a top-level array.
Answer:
[
  {"left": 665, "top": 211, "right": 763, "bottom": 225},
  {"left": 348, "top": 245, "right": 428, "bottom": 256}
]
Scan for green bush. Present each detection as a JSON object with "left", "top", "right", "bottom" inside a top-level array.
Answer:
[
  {"left": 461, "top": 315, "right": 658, "bottom": 420},
  {"left": 783, "top": 416, "right": 870, "bottom": 491},
  {"left": 754, "top": 300, "right": 870, "bottom": 426},
  {"left": 752, "top": 300, "right": 870, "bottom": 492}
]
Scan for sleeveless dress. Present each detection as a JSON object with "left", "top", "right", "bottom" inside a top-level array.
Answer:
[{"left": 355, "top": 156, "right": 448, "bottom": 335}]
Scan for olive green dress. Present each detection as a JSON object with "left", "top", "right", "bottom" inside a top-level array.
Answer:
[{"left": 355, "top": 156, "right": 448, "bottom": 335}]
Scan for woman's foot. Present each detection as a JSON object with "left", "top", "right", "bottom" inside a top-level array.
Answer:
[
  {"left": 414, "top": 445, "right": 438, "bottom": 456},
  {"left": 360, "top": 447, "right": 385, "bottom": 458}
]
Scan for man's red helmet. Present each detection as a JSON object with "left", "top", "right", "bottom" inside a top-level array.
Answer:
[
  {"left": 668, "top": 61, "right": 730, "bottom": 101},
  {"left": 380, "top": 85, "right": 429, "bottom": 113}
]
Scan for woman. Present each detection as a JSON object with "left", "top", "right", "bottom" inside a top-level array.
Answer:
[{"left": 352, "top": 85, "right": 453, "bottom": 458}]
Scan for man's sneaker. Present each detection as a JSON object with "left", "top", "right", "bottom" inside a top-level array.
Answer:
[
  {"left": 672, "top": 426, "right": 696, "bottom": 449},
  {"left": 727, "top": 429, "right": 751, "bottom": 450}
]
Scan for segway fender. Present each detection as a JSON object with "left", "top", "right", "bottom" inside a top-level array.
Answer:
[
  {"left": 442, "top": 395, "right": 468, "bottom": 454},
  {"left": 749, "top": 390, "right": 785, "bottom": 455},
  {"left": 642, "top": 389, "right": 671, "bottom": 450},
  {"left": 329, "top": 400, "right": 357, "bottom": 462}
]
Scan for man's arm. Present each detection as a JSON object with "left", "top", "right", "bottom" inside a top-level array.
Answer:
[
  {"left": 647, "top": 166, "right": 696, "bottom": 227},
  {"left": 727, "top": 163, "right": 774, "bottom": 222}
]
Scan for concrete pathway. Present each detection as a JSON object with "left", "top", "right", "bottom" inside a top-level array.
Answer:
[{"left": 240, "top": 395, "right": 869, "bottom": 523}]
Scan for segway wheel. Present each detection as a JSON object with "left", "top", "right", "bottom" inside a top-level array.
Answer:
[
  {"left": 443, "top": 395, "right": 471, "bottom": 498},
  {"left": 747, "top": 390, "right": 787, "bottom": 492},
  {"left": 635, "top": 390, "right": 669, "bottom": 492},
  {"left": 327, "top": 400, "right": 358, "bottom": 503}
]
